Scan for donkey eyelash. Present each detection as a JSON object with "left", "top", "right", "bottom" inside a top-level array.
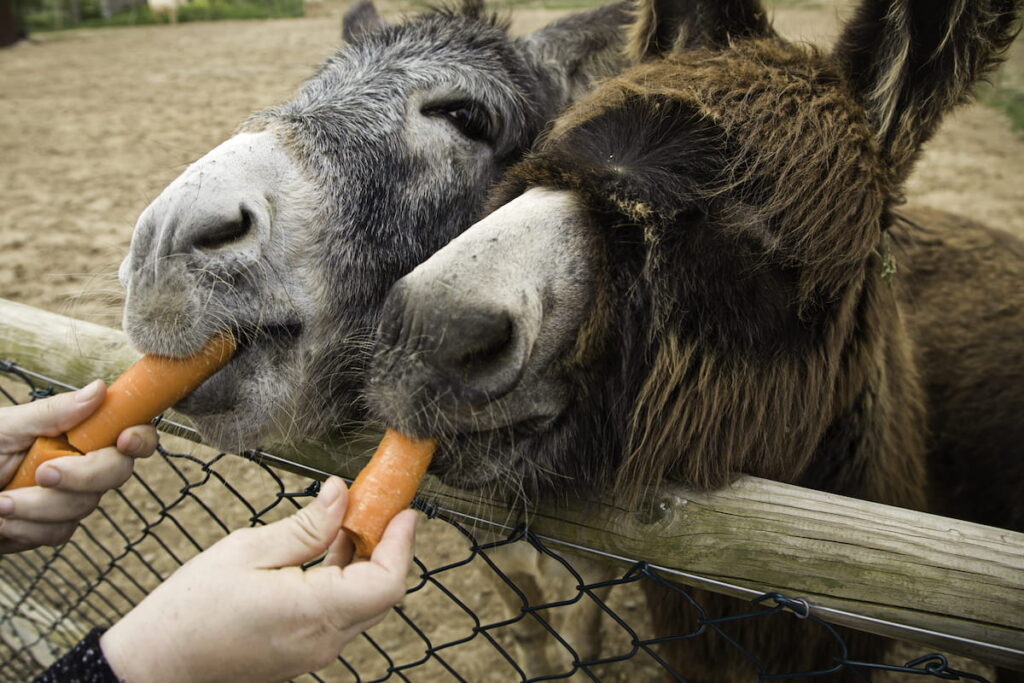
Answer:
[{"left": 422, "top": 100, "right": 495, "bottom": 145}]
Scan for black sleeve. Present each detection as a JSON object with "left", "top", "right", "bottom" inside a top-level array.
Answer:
[{"left": 34, "top": 627, "right": 120, "bottom": 683}]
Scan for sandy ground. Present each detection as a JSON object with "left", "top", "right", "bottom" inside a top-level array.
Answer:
[
  {"left": 0, "top": 1, "right": 1021, "bottom": 327},
  {"left": 0, "top": 0, "right": 1021, "bottom": 680}
]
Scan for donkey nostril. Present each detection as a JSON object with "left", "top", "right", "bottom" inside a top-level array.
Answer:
[
  {"left": 193, "top": 206, "right": 255, "bottom": 252},
  {"left": 454, "top": 313, "right": 514, "bottom": 371},
  {"left": 433, "top": 308, "right": 525, "bottom": 402}
]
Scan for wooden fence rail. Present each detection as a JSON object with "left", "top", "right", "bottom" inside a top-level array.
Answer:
[{"left": 0, "top": 298, "right": 1021, "bottom": 670}]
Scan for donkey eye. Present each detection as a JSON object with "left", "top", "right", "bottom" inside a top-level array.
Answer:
[{"left": 423, "top": 101, "right": 494, "bottom": 145}]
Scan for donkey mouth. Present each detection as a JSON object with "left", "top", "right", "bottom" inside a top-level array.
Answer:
[
  {"left": 231, "top": 321, "right": 303, "bottom": 355},
  {"left": 174, "top": 320, "right": 303, "bottom": 416}
]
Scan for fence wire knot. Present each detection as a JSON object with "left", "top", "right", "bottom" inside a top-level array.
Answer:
[
  {"left": 757, "top": 592, "right": 812, "bottom": 619},
  {"left": 30, "top": 386, "right": 55, "bottom": 400}
]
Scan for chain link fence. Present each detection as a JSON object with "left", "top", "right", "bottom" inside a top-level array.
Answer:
[{"left": 0, "top": 360, "right": 1002, "bottom": 682}]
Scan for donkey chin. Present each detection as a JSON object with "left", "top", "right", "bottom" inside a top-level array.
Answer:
[{"left": 125, "top": 302, "right": 312, "bottom": 452}]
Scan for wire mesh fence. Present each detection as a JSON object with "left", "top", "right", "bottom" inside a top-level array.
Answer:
[{"left": 0, "top": 360, "right": 1003, "bottom": 682}]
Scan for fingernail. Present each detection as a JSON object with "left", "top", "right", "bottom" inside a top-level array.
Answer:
[
  {"left": 124, "top": 433, "right": 142, "bottom": 454},
  {"left": 76, "top": 380, "right": 103, "bottom": 403},
  {"left": 316, "top": 477, "right": 342, "bottom": 508},
  {"left": 0, "top": 496, "right": 12, "bottom": 517},
  {"left": 36, "top": 466, "right": 61, "bottom": 487}
]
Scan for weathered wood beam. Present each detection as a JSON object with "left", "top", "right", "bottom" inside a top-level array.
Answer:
[{"left": 1, "top": 297, "right": 1021, "bottom": 669}]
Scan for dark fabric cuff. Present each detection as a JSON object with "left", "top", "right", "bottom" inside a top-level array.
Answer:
[{"left": 34, "top": 627, "right": 119, "bottom": 683}]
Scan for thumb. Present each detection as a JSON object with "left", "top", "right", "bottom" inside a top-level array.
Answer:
[
  {"left": 227, "top": 477, "right": 349, "bottom": 569},
  {"left": 0, "top": 381, "right": 105, "bottom": 452}
]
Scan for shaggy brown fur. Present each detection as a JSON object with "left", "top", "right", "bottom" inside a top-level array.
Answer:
[
  {"left": 367, "top": 0, "right": 1022, "bottom": 677},
  {"left": 483, "top": 0, "right": 1022, "bottom": 678},
  {"left": 505, "top": 40, "right": 931, "bottom": 510},
  {"left": 895, "top": 206, "right": 1024, "bottom": 530}
]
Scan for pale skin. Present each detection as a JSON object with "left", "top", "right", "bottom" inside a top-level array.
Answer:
[
  {"left": 0, "top": 379, "right": 158, "bottom": 553},
  {"left": 0, "top": 379, "right": 418, "bottom": 680},
  {"left": 100, "top": 477, "right": 418, "bottom": 683}
]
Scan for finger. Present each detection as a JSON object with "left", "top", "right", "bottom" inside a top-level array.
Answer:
[
  {"left": 0, "top": 488, "right": 101, "bottom": 523},
  {"left": 369, "top": 509, "right": 418, "bottom": 576},
  {"left": 0, "top": 381, "right": 105, "bottom": 452},
  {"left": 0, "top": 536, "right": 41, "bottom": 554},
  {"left": 322, "top": 525, "right": 355, "bottom": 568},
  {"left": 36, "top": 448, "right": 134, "bottom": 492},
  {"left": 0, "top": 454, "right": 22, "bottom": 489},
  {"left": 116, "top": 425, "right": 159, "bottom": 459},
  {"left": 0, "top": 517, "right": 77, "bottom": 548},
  {"left": 221, "top": 477, "right": 349, "bottom": 569}
]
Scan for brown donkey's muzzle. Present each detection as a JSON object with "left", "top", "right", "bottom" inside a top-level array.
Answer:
[
  {"left": 369, "top": 188, "right": 597, "bottom": 436},
  {"left": 374, "top": 276, "right": 534, "bottom": 407}
]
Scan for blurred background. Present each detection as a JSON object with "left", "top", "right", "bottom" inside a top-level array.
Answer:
[{"left": 0, "top": 0, "right": 1021, "bottom": 330}]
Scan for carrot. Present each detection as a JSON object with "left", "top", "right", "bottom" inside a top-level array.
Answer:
[
  {"left": 66, "top": 331, "right": 236, "bottom": 453},
  {"left": 3, "top": 332, "right": 236, "bottom": 491},
  {"left": 342, "top": 429, "right": 437, "bottom": 558},
  {"left": 3, "top": 436, "right": 81, "bottom": 491}
]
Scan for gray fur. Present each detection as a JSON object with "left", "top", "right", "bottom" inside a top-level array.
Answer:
[
  {"left": 342, "top": 0, "right": 384, "bottom": 43},
  {"left": 119, "top": 0, "right": 631, "bottom": 452}
]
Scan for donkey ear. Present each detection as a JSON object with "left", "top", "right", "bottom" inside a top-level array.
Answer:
[
  {"left": 627, "top": 0, "right": 772, "bottom": 62},
  {"left": 834, "top": 0, "right": 1020, "bottom": 184},
  {"left": 516, "top": 1, "right": 633, "bottom": 110},
  {"left": 342, "top": 0, "right": 385, "bottom": 43}
]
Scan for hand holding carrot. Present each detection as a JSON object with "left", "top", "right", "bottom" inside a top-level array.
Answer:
[
  {"left": 0, "top": 381, "right": 158, "bottom": 554},
  {"left": 99, "top": 477, "right": 418, "bottom": 683}
]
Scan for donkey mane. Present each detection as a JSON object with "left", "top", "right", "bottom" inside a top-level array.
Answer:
[{"left": 531, "top": 42, "right": 890, "bottom": 294}]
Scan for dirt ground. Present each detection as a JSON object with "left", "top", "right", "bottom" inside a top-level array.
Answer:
[
  {"left": 0, "top": 0, "right": 1021, "bottom": 330},
  {"left": 0, "top": 0, "right": 1020, "bottom": 680}
]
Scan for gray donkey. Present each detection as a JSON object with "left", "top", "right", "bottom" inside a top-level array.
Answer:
[
  {"left": 118, "top": 0, "right": 630, "bottom": 452},
  {"left": 117, "top": 1, "right": 631, "bottom": 672}
]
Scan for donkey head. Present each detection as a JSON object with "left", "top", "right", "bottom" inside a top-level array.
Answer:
[
  {"left": 368, "top": 0, "right": 1019, "bottom": 499},
  {"left": 118, "top": 0, "right": 630, "bottom": 451}
]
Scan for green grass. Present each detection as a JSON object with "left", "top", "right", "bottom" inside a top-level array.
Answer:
[
  {"left": 176, "top": 0, "right": 304, "bottom": 22},
  {"left": 982, "top": 86, "right": 1024, "bottom": 137},
  {"left": 21, "top": 0, "right": 303, "bottom": 33},
  {"left": 980, "top": 38, "right": 1024, "bottom": 139}
]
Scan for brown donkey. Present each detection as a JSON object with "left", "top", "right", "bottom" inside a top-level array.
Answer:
[{"left": 368, "top": 0, "right": 1023, "bottom": 678}]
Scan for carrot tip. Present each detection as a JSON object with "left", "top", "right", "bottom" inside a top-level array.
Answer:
[
  {"left": 3, "top": 435, "right": 83, "bottom": 491},
  {"left": 343, "top": 525, "right": 376, "bottom": 559},
  {"left": 340, "top": 429, "right": 437, "bottom": 557}
]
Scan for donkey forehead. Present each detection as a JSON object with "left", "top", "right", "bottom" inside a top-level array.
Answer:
[
  {"left": 671, "top": 43, "right": 870, "bottom": 138},
  {"left": 306, "top": 19, "right": 529, "bottom": 106}
]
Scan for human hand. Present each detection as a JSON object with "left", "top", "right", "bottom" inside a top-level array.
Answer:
[
  {"left": 100, "top": 476, "right": 418, "bottom": 683},
  {"left": 0, "top": 380, "right": 158, "bottom": 553}
]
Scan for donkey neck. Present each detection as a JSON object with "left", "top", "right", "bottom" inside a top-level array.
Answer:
[{"left": 796, "top": 258, "right": 928, "bottom": 511}]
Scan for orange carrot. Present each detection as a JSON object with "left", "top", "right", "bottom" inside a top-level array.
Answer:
[
  {"left": 3, "top": 332, "right": 236, "bottom": 491},
  {"left": 3, "top": 436, "right": 81, "bottom": 490},
  {"left": 342, "top": 429, "right": 437, "bottom": 557},
  {"left": 66, "top": 331, "right": 236, "bottom": 453}
]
